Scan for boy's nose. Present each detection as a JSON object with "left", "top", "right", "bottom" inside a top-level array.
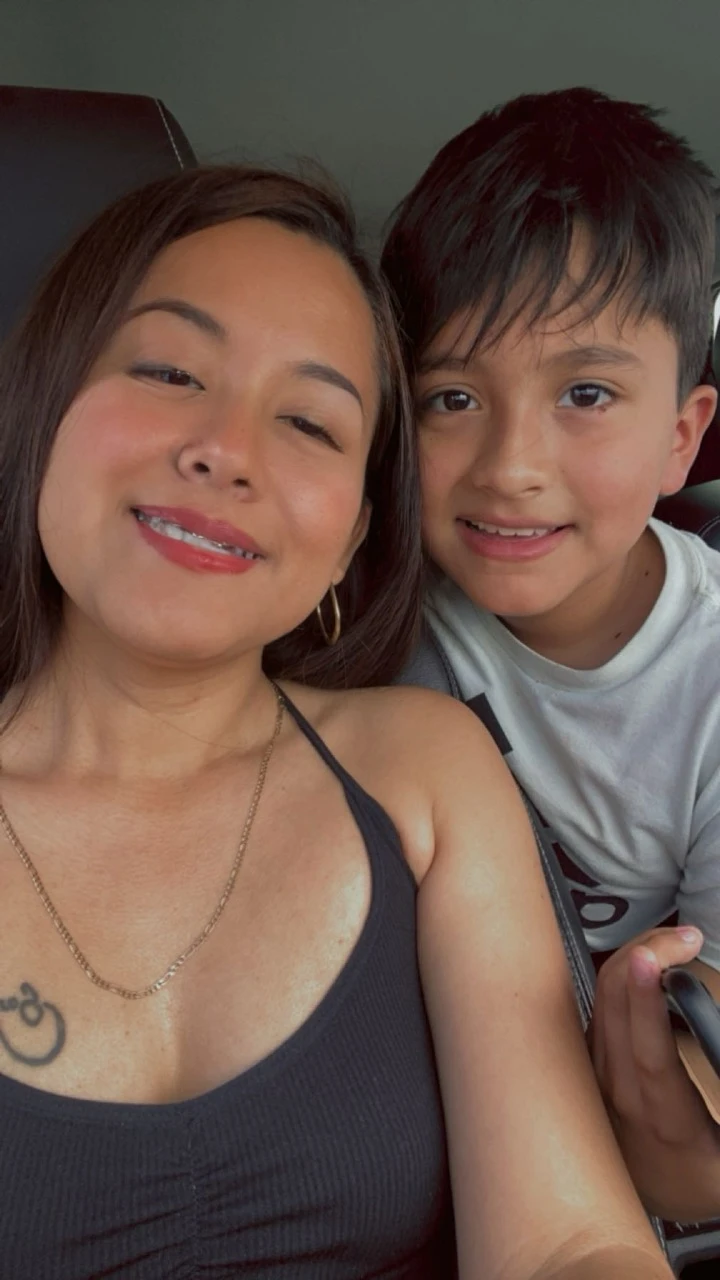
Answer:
[{"left": 468, "top": 407, "right": 550, "bottom": 498}]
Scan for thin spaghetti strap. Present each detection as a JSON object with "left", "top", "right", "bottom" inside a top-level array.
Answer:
[
  {"left": 272, "top": 683, "right": 357, "bottom": 790},
  {"left": 271, "top": 684, "right": 414, "bottom": 881}
]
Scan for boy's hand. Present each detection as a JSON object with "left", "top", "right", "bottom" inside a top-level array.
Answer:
[{"left": 591, "top": 926, "right": 720, "bottom": 1222}]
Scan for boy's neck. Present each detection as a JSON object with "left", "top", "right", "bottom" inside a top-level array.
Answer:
[{"left": 499, "top": 528, "right": 666, "bottom": 670}]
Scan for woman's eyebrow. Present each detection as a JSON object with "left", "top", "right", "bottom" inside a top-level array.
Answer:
[
  {"left": 122, "top": 307, "right": 363, "bottom": 407},
  {"left": 291, "top": 360, "right": 363, "bottom": 409},
  {"left": 124, "top": 298, "right": 228, "bottom": 341}
]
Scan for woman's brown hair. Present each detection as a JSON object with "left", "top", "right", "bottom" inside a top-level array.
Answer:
[{"left": 0, "top": 165, "right": 422, "bottom": 693}]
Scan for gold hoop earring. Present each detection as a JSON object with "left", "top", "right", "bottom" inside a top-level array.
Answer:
[{"left": 316, "top": 584, "right": 341, "bottom": 645}]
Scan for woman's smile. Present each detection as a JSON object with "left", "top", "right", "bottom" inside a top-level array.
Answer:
[{"left": 132, "top": 505, "right": 265, "bottom": 574}]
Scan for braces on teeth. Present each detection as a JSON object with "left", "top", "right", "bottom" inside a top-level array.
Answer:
[{"left": 134, "top": 510, "right": 260, "bottom": 559}]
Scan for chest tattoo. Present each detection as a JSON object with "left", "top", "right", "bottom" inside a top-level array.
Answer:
[{"left": 0, "top": 982, "right": 66, "bottom": 1066}]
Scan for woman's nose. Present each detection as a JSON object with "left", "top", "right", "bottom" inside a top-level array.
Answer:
[{"left": 174, "top": 415, "right": 257, "bottom": 490}]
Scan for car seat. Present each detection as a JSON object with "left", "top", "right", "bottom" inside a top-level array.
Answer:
[{"left": 0, "top": 84, "right": 195, "bottom": 342}]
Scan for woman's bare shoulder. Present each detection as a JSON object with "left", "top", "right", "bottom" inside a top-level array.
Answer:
[
  {"left": 279, "top": 681, "right": 512, "bottom": 884},
  {"left": 280, "top": 679, "right": 488, "bottom": 752},
  {"left": 279, "top": 679, "right": 507, "bottom": 803}
]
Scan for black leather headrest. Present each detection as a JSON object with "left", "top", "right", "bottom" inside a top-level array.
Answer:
[{"left": 0, "top": 85, "right": 196, "bottom": 341}]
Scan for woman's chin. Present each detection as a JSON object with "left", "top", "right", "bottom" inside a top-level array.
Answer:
[
  {"left": 58, "top": 581, "right": 313, "bottom": 674},
  {"left": 127, "top": 635, "right": 250, "bottom": 671},
  {"left": 64, "top": 604, "right": 258, "bottom": 673}
]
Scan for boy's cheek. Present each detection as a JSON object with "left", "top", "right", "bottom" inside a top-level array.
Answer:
[
  {"left": 420, "top": 503, "right": 450, "bottom": 562},
  {"left": 419, "top": 433, "right": 476, "bottom": 503},
  {"left": 570, "top": 438, "right": 667, "bottom": 508},
  {"left": 419, "top": 452, "right": 458, "bottom": 514}
]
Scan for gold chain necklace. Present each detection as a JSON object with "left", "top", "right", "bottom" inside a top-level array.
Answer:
[{"left": 0, "top": 688, "right": 285, "bottom": 1000}]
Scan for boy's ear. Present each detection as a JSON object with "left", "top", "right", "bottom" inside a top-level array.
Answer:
[
  {"left": 332, "top": 498, "right": 372, "bottom": 584},
  {"left": 658, "top": 383, "right": 718, "bottom": 496}
]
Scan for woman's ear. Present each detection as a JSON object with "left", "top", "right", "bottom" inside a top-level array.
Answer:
[
  {"left": 659, "top": 383, "right": 718, "bottom": 496},
  {"left": 333, "top": 499, "right": 372, "bottom": 584}
]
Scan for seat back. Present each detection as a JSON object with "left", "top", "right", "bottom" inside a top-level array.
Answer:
[{"left": 0, "top": 85, "right": 196, "bottom": 341}]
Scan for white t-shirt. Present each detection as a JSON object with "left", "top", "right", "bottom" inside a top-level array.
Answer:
[{"left": 428, "top": 518, "right": 720, "bottom": 972}]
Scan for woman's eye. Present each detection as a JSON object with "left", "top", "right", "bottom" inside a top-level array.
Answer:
[
  {"left": 423, "top": 389, "right": 479, "bottom": 413},
  {"left": 558, "top": 383, "right": 614, "bottom": 410},
  {"left": 130, "top": 363, "right": 204, "bottom": 390},
  {"left": 283, "top": 416, "right": 341, "bottom": 452}
]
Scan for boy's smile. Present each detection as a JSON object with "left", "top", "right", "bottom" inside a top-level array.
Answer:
[
  {"left": 456, "top": 517, "right": 571, "bottom": 562},
  {"left": 416, "top": 286, "right": 716, "bottom": 665}
]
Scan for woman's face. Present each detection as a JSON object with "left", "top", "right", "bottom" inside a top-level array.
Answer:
[{"left": 38, "top": 218, "right": 379, "bottom": 667}]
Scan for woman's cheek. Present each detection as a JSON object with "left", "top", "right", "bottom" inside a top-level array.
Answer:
[
  {"left": 283, "top": 468, "right": 366, "bottom": 552},
  {"left": 52, "top": 380, "right": 179, "bottom": 481}
]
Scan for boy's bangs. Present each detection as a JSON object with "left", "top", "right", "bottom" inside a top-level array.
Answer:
[
  {"left": 382, "top": 90, "right": 716, "bottom": 399},
  {"left": 424, "top": 212, "right": 695, "bottom": 371}
]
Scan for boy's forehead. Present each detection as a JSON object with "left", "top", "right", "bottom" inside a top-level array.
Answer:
[
  {"left": 419, "top": 225, "right": 678, "bottom": 376},
  {"left": 420, "top": 292, "right": 676, "bottom": 376}
]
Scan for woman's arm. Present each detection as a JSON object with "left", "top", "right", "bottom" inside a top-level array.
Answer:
[
  {"left": 413, "top": 695, "right": 672, "bottom": 1280},
  {"left": 529, "top": 1245, "right": 671, "bottom": 1279}
]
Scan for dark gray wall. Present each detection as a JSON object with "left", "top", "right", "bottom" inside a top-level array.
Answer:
[{"left": 2, "top": 0, "right": 719, "bottom": 237}]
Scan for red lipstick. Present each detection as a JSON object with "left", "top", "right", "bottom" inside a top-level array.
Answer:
[{"left": 132, "top": 506, "right": 264, "bottom": 575}]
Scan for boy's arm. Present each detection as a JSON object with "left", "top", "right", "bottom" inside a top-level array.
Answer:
[{"left": 591, "top": 928, "right": 720, "bottom": 1222}]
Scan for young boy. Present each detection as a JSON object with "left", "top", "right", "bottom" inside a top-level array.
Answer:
[{"left": 382, "top": 87, "right": 720, "bottom": 1223}]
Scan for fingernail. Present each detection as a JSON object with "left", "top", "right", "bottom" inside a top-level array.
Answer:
[{"left": 679, "top": 927, "right": 702, "bottom": 943}]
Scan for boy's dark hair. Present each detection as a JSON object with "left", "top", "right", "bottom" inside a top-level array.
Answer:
[
  {"left": 0, "top": 165, "right": 422, "bottom": 698},
  {"left": 382, "top": 87, "right": 717, "bottom": 400}
]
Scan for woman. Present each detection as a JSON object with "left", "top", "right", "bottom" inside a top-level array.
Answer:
[{"left": 0, "top": 165, "right": 670, "bottom": 1278}]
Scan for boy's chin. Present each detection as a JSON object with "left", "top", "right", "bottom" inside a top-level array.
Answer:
[{"left": 436, "top": 557, "right": 570, "bottom": 622}]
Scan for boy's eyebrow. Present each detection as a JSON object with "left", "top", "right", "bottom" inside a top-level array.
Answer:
[
  {"left": 417, "top": 353, "right": 471, "bottom": 375},
  {"left": 546, "top": 344, "right": 644, "bottom": 371},
  {"left": 124, "top": 298, "right": 228, "bottom": 341},
  {"left": 418, "top": 344, "right": 644, "bottom": 375}
]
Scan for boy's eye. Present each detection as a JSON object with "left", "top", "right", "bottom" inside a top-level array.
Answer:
[
  {"left": 558, "top": 383, "right": 613, "bottom": 410},
  {"left": 423, "top": 389, "right": 479, "bottom": 413},
  {"left": 130, "top": 363, "right": 205, "bottom": 391},
  {"left": 281, "top": 416, "right": 342, "bottom": 452}
]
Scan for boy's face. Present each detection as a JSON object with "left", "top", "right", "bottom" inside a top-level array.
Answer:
[{"left": 416, "top": 291, "right": 716, "bottom": 632}]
